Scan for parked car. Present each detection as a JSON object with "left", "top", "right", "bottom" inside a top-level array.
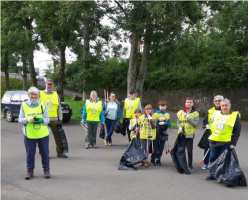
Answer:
[{"left": 1, "top": 90, "right": 72, "bottom": 123}]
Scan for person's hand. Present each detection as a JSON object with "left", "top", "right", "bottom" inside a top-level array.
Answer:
[
  {"left": 38, "top": 118, "right": 44, "bottom": 124},
  {"left": 186, "top": 114, "right": 191, "bottom": 120},
  {"left": 104, "top": 111, "right": 108, "bottom": 115},
  {"left": 129, "top": 123, "right": 134, "bottom": 130},
  {"left": 81, "top": 119, "right": 85, "bottom": 124},
  {"left": 27, "top": 117, "right": 35, "bottom": 124},
  {"left": 202, "top": 124, "right": 206, "bottom": 129},
  {"left": 102, "top": 122, "right": 105, "bottom": 125},
  {"left": 159, "top": 116, "right": 165, "bottom": 121},
  {"left": 159, "top": 122, "right": 165, "bottom": 125},
  {"left": 230, "top": 145, "right": 235, "bottom": 149},
  {"left": 179, "top": 127, "right": 183, "bottom": 133},
  {"left": 147, "top": 115, "right": 152, "bottom": 120},
  {"left": 132, "top": 135, "right": 136, "bottom": 139}
]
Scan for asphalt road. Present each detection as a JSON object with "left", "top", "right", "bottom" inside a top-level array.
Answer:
[{"left": 1, "top": 116, "right": 248, "bottom": 200}]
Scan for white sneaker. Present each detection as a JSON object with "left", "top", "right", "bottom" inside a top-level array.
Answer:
[{"left": 201, "top": 164, "right": 207, "bottom": 170}]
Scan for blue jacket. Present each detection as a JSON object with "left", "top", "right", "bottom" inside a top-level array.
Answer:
[
  {"left": 102, "top": 101, "right": 121, "bottom": 122},
  {"left": 82, "top": 99, "right": 105, "bottom": 123},
  {"left": 153, "top": 109, "right": 171, "bottom": 127}
]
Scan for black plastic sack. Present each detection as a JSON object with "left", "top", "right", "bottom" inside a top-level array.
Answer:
[
  {"left": 57, "top": 121, "right": 69, "bottom": 153},
  {"left": 198, "top": 129, "right": 211, "bottom": 150},
  {"left": 157, "top": 124, "right": 169, "bottom": 136},
  {"left": 170, "top": 132, "right": 191, "bottom": 174},
  {"left": 209, "top": 149, "right": 247, "bottom": 187},
  {"left": 113, "top": 121, "right": 125, "bottom": 136},
  {"left": 118, "top": 138, "right": 147, "bottom": 170},
  {"left": 99, "top": 124, "right": 105, "bottom": 139}
]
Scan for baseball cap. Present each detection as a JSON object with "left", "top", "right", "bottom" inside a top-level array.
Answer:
[
  {"left": 46, "top": 79, "right": 54, "bottom": 85},
  {"left": 129, "top": 89, "right": 135, "bottom": 94}
]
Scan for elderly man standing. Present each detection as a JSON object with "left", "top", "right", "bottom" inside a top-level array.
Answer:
[
  {"left": 40, "top": 79, "right": 68, "bottom": 158},
  {"left": 205, "top": 98, "right": 241, "bottom": 181}
]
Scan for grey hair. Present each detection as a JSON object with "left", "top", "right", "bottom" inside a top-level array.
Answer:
[
  {"left": 28, "top": 86, "right": 39, "bottom": 96},
  {"left": 90, "top": 91, "right": 98, "bottom": 98},
  {"left": 214, "top": 95, "right": 224, "bottom": 101},
  {"left": 221, "top": 98, "right": 231, "bottom": 105}
]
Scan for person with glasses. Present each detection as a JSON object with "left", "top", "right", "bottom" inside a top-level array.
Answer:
[{"left": 201, "top": 95, "right": 224, "bottom": 170}]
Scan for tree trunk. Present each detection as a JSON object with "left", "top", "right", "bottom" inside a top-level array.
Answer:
[
  {"left": 4, "top": 52, "right": 10, "bottom": 90},
  {"left": 57, "top": 45, "right": 66, "bottom": 102},
  {"left": 82, "top": 16, "right": 90, "bottom": 100},
  {"left": 22, "top": 59, "right": 28, "bottom": 90},
  {"left": 135, "top": 27, "right": 152, "bottom": 100},
  {"left": 27, "top": 49, "right": 37, "bottom": 87},
  {"left": 127, "top": 31, "right": 139, "bottom": 96}
]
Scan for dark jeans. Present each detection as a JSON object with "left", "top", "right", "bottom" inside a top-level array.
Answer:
[
  {"left": 185, "top": 138, "right": 194, "bottom": 167},
  {"left": 151, "top": 140, "right": 166, "bottom": 161},
  {"left": 105, "top": 118, "right": 115, "bottom": 143},
  {"left": 209, "top": 143, "right": 230, "bottom": 164},
  {"left": 203, "top": 148, "right": 210, "bottom": 165},
  {"left": 123, "top": 118, "right": 131, "bottom": 142},
  {"left": 24, "top": 136, "right": 50, "bottom": 170}
]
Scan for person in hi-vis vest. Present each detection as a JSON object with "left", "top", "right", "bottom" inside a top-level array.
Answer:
[
  {"left": 18, "top": 87, "right": 51, "bottom": 180},
  {"left": 205, "top": 99, "right": 241, "bottom": 182},
  {"left": 201, "top": 95, "right": 224, "bottom": 170},
  {"left": 123, "top": 89, "right": 142, "bottom": 142},
  {"left": 177, "top": 97, "right": 199, "bottom": 172},
  {"left": 39, "top": 79, "right": 68, "bottom": 158},
  {"left": 82, "top": 91, "right": 105, "bottom": 149}
]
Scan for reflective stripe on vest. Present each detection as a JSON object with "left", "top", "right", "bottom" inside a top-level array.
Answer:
[
  {"left": 39, "top": 91, "right": 59, "bottom": 117},
  {"left": 209, "top": 112, "right": 238, "bottom": 142},
  {"left": 22, "top": 102, "right": 49, "bottom": 139},
  {"left": 86, "top": 100, "right": 102, "bottom": 122},
  {"left": 138, "top": 114, "right": 156, "bottom": 140},
  {"left": 124, "top": 98, "right": 140, "bottom": 118},
  {"left": 177, "top": 110, "right": 199, "bottom": 135},
  {"left": 208, "top": 107, "right": 221, "bottom": 130}
]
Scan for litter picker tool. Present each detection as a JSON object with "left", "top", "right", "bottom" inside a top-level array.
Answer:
[
  {"left": 80, "top": 121, "right": 89, "bottom": 133},
  {"left": 200, "top": 148, "right": 210, "bottom": 165},
  {"left": 150, "top": 121, "right": 154, "bottom": 154},
  {"left": 167, "top": 140, "right": 170, "bottom": 153}
]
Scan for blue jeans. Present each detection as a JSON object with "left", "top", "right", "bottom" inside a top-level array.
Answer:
[
  {"left": 203, "top": 148, "right": 210, "bottom": 165},
  {"left": 24, "top": 136, "right": 50, "bottom": 170},
  {"left": 209, "top": 143, "right": 230, "bottom": 164},
  {"left": 105, "top": 118, "right": 115, "bottom": 143},
  {"left": 151, "top": 140, "right": 166, "bottom": 161}
]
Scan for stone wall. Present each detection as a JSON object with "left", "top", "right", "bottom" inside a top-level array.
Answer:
[{"left": 98, "top": 88, "right": 248, "bottom": 120}]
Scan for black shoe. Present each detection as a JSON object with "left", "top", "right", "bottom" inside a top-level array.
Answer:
[
  {"left": 25, "top": 170, "right": 34, "bottom": 180},
  {"left": 225, "top": 183, "right": 235, "bottom": 187},
  {"left": 44, "top": 169, "right": 51, "bottom": 179},
  {"left": 205, "top": 175, "right": 215, "bottom": 180},
  {"left": 156, "top": 160, "right": 162, "bottom": 166},
  {"left": 57, "top": 153, "right": 68, "bottom": 158},
  {"left": 151, "top": 159, "right": 155, "bottom": 166},
  {"left": 93, "top": 145, "right": 97, "bottom": 149}
]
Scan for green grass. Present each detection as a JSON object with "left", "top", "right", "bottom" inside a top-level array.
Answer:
[
  {"left": 170, "top": 121, "right": 177, "bottom": 128},
  {"left": 64, "top": 95, "right": 84, "bottom": 122}
]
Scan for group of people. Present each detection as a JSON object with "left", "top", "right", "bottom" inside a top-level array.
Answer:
[{"left": 19, "top": 80, "right": 242, "bottom": 185}]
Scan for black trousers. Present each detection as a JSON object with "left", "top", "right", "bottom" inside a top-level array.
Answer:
[
  {"left": 123, "top": 118, "right": 131, "bottom": 142},
  {"left": 185, "top": 138, "right": 194, "bottom": 167}
]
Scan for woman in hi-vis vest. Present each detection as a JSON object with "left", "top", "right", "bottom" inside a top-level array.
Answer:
[
  {"left": 82, "top": 91, "right": 105, "bottom": 149},
  {"left": 123, "top": 89, "right": 142, "bottom": 142},
  {"left": 18, "top": 87, "right": 50, "bottom": 180}
]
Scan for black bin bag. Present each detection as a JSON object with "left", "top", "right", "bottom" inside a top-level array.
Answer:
[
  {"left": 118, "top": 138, "right": 146, "bottom": 171},
  {"left": 113, "top": 121, "right": 125, "bottom": 136},
  {"left": 198, "top": 129, "right": 211, "bottom": 150},
  {"left": 99, "top": 124, "right": 105, "bottom": 139},
  {"left": 209, "top": 149, "right": 247, "bottom": 187},
  {"left": 57, "top": 122, "right": 69, "bottom": 153},
  {"left": 170, "top": 132, "right": 191, "bottom": 174}
]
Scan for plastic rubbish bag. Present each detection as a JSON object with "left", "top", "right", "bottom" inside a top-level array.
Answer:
[
  {"left": 57, "top": 121, "right": 69, "bottom": 153},
  {"left": 113, "top": 121, "right": 125, "bottom": 136},
  {"left": 198, "top": 129, "right": 211, "bottom": 150},
  {"left": 170, "top": 132, "right": 191, "bottom": 174},
  {"left": 118, "top": 138, "right": 146, "bottom": 170},
  {"left": 99, "top": 124, "right": 105, "bottom": 139},
  {"left": 209, "top": 149, "right": 247, "bottom": 187}
]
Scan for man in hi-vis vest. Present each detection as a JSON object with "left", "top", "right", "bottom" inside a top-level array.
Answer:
[
  {"left": 205, "top": 98, "right": 241, "bottom": 182},
  {"left": 123, "top": 89, "right": 142, "bottom": 142},
  {"left": 40, "top": 79, "right": 68, "bottom": 158}
]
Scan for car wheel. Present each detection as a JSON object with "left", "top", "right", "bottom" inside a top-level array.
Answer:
[
  {"left": 63, "top": 116, "right": 71, "bottom": 123},
  {"left": 5, "top": 110, "right": 14, "bottom": 122}
]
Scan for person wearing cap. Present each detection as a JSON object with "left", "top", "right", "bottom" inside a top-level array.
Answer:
[
  {"left": 123, "top": 89, "right": 142, "bottom": 142},
  {"left": 205, "top": 99, "right": 241, "bottom": 185},
  {"left": 201, "top": 95, "right": 224, "bottom": 170},
  {"left": 39, "top": 79, "right": 68, "bottom": 158},
  {"left": 18, "top": 86, "right": 51, "bottom": 180}
]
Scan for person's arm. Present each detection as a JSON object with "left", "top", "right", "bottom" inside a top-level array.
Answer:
[
  {"left": 177, "top": 119, "right": 180, "bottom": 128},
  {"left": 165, "top": 119, "right": 171, "bottom": 128},
  {"left": 123, "top": 105, "right": 126, "bottom": 119},
  {"left": 82, "top": 104, "right": 86, "bottom": 120},
  {"left": 43, "top": 104, "right": 50, "bottom": 125},
  {"left": 99, "top": 108, "right": 105, "bottom": 123},
  {"left": 18, "top": 105, "right": 28, "bottom": 125},
  {"left": 203, "top": 111, "right": 209, "bottom": 125},
  {"left": 188, "top": 115, "right": 199, "bottom": 128},
  {"left": 57, "top": 95, "right": 63, "bottom": 121},
  {"left": 117, "top": 102, "right": 121, "bottom": 122},
  {"left": 231, "top": 115, "right": 241, "bottom": 146},
  {"left": 138, "top": 101, "right": 142, "bottom": 112}
]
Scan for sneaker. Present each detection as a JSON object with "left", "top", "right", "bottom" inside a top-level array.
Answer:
[
  {"left": 85, "top": 146, "right": 89, "bottom": 149},
  {"left": 93, "top": 145, "right": 97, "bottom": 149},
  {"left": 44, "top": 169, "right": 51, "bottom": 179},
  {"left": 104, "top": 140, "right": 108, "bottom": 146},
  {"left": 201, "top": 164, "right": 208, "bottom": 170},
  {"left": 57, "top": 153, "right": 68, "bottom": 158},
  {"left": 156, "top": 160, "right": 162, "bottom": 166},
  {"left": 189, "top": 166, "right": 194, "bottom": 172},
  {"left": 150, "top": 159, "right": 155, "bottom": 166},
  {"left": 25, "top": 170, "right": 34, "bottom": 180},
  {"left": 205, "top": 175, "right": 215, "bottom": 180}
]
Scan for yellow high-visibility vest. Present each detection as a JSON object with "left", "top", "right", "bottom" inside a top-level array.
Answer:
[
  {"left": 208, "top": 107, "right": 221, "bottom": 130},
  {"left": 39, "top": 91, "right": 59, "bottom": 118},
  {"left": 177, "top": 110, "right": 199, "bottom": 136},
  {"left": 22, "top": 101, "right": 49, "bottom": 139},
  {"left": 153, "top": 112, "right": 170, "bottom": 124},
  {"left": 130, "top": 118, "right": 138, "bottom": 138},
  {"left": 209, "top": 111, "right": 238, "bottom": 142},
  {"left": 124, "top": 98, "right": 140, "bottom": 118},
  {"left": 138, "top": 114, "right": 156, "bottom": 140},
  {"left": 86, "top": 100, "right": 102, "bottom": 122}
]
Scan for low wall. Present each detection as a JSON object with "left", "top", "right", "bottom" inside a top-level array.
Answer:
[{"left": 98, "top": 88, "right": 248, "bottom": 120}]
